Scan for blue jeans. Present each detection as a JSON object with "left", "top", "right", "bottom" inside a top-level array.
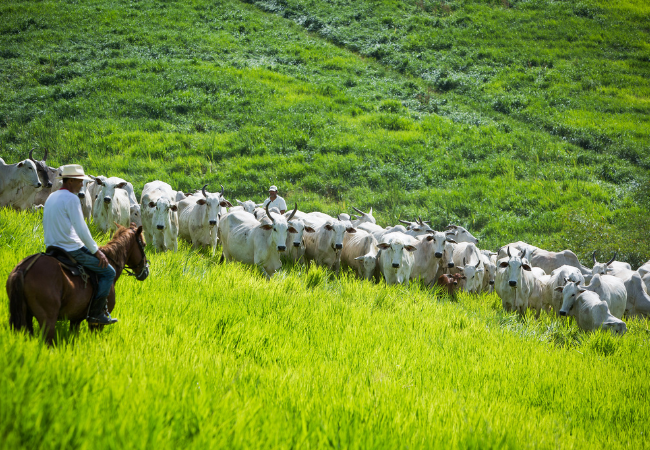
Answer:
[{"left": 68, "top": 247, "right": 116, "bottom": 300}]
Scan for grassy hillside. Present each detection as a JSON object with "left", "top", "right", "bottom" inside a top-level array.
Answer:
[
  {"left": 2, "top": 209, "right": 650, "bottom": 449},
  {"left": 1, "top": 0, "right": 649, "bottom": 264}
]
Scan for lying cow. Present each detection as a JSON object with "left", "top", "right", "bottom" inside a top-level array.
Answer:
[{"left": 556, "top": 282, "right": 627, "bottom": 335}]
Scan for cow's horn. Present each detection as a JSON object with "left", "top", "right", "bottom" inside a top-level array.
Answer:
[
  {"left": 43, "top": 148, "right": 48, "bottom": 161},
  {"left": 507, "top": 246, "right": 511, "bottom": 257},
  {"left": 519, "top": 248, "right": 526, "bottom": 258},
  {"left": 287, "top": 203, "right": 298, "bottom": 221},
  {"left": 463, "top": 257, "right": 466, "bottom": 267},
  {"left": 265, "top": 202, "right": 274, "bottom": 223},
  {"left": 592, "top": 251, "right": 598, "bottom": 265},
  {"left": 202, "top": 184, "right": 208, "bottom": 197},
  {"left": 606, "top": 252, "right": 617, "bottom": 266},
  {"left": 475, "top": 260, "right": 480, "bottom": 268},
  {"left": 220, "top": 184, "right": 224, "bottom": 196},
  {"left": 399, "top": 219, "right": 411, "bottom": 225},
  {"left": 29, "top": 148, "right": 35, "bottom": 161},
  {"left": 352, "top": 206, "right": 364, "bottom": 215}
]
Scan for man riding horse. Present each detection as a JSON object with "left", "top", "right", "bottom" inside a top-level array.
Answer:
[{"left": 43, "top": 164, "right": 117, "bottom": 326}]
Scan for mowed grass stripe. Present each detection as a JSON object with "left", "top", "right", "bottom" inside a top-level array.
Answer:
[{"left": 1, "top": 209, "right": 649, "bottom": 448}]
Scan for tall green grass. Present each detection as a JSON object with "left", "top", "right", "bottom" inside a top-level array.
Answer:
[{"left": 1, "top": 208, "right": 650, "bottom": 449}]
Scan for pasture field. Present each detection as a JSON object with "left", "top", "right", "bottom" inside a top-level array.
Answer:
[
  {"left": 2, "top": 209, "right": 650, "bottom": 449},
  {"left": 1, "top": 0, "right": 649, "bottom": 264}
]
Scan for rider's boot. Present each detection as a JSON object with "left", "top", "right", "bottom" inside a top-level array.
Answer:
[{"left": 87, "top": 296, "right": 118, "bottom": 325}]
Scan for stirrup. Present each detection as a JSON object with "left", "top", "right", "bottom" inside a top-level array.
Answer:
[{"left": 87, "top": 313, "right": 118, "bottom": 326}]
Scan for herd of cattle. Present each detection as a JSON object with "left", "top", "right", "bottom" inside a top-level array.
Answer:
[{"left": 3, "top": 152, "right": 650, "bottom": 335}]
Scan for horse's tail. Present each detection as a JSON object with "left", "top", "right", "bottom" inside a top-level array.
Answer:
[{"left": 7, "top": 268, "right": 27, "bottom": 331}]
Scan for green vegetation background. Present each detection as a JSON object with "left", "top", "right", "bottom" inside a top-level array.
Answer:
[
  {"left": 2, "top": 0, "right": 649, "bottom": 264},
  {"left": 2, "top": 1, "right": 650, "bottom": 447}
]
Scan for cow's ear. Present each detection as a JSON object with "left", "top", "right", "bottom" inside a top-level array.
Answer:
[
  {"left": 354, "top": 256, "right": 364, "bottom": 261},
  {"left": 170, "top": 204, "right": 178, "bottom": 212},
  {"left": 446, "top": 238, "right": 457, "bottom": 244},
  {"left": 288, "top": 227, "right": 297, "bottom": 233},
  {"left": 260, "top": 224, "right": 273, "bottom": 230},
  {"left": 461, "top": 276, "right": 467, "bottom": 279},
  {"left": 499, "top": 262, "right": 508, "bottom": 268},
  {"left": 405, "top": 245, "right": 417, "bottom": 252},
  {"left": 378, "top": 243, "right": 391, "bottom": 250},
  {"left": 554, "top": 286, "right": 564, "bottom": 292},
  {"left": 346, "top": 227, "right": 357, "bottom": 233},
  {"left": 325, "top": 224, "right": 334, "bottom": 231},
  {"left": 148, "top": 201, "right": 155, "bottom": 208},
  {"left": 96, "top": 178, "right": 104, "bottom": 186},
  {"left": 18, "top": 161, "right": 24, "bottom": 167},
  {"left": 578, "top": 288, "right": 587, "bottom": 293},
  {"left": 220, "top": 201, "right": 233, "bottom": 207},
  {"left": 425, "top": 235, "right": 434, "bottom": 241},
  {"left": 304, "top": 226, "right": 316, "bottom": 233},
  {"left": 196, "top": 199, "right": 207, "bottom": 205},
  {"left": 522, "top": 264, "right": 532, "bottom": 271},
  {"left": 116, "top": 182, "right": 127, "bottom": 189}
]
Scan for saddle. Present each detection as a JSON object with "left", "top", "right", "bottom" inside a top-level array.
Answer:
[{"left": 43, "top": 246, "right": 99, "bottom": 294}]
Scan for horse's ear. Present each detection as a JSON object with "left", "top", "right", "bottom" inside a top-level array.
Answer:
[{"left": 136, "top": 226, "right": 143, "bottom": 235}]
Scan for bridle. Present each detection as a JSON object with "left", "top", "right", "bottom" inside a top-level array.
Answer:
[{"left": 106, "top": 230, "right": 150, "bottom": 280}]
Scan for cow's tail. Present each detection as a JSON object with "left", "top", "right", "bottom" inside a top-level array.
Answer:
[{"left": 7, "top": 268, "right": 28, "bottom": 332}]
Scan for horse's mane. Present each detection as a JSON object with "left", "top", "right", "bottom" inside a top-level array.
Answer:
[{"left": 100, "top": 225, "right": 135, "bottom": 266}]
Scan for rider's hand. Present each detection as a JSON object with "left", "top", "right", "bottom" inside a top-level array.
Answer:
[{"left": 95, "top": 250, "right": 109, "bottom": 268}]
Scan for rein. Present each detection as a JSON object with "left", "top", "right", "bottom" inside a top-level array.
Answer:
[{"left": 105, "top": 231, "right": 149, "bottom": 280}]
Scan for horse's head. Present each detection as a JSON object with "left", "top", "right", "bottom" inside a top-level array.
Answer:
[{"left": 127, "top": 224, "right": 149, "bottom": 281}]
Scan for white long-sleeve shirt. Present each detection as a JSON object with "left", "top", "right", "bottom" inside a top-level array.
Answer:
[{"left": 43, "top": 189, "right": 99, "bottom": 254}]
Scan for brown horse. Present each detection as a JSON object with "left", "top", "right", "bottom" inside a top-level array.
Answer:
[{"left": 6, "top": 224, "right": 149, "bottom": 345}]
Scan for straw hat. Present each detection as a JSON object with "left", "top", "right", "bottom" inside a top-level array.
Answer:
[{"left": 55, "top": 164, "right": 92, "bottom": 181}]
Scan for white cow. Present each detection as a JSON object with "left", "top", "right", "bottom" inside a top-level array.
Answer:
[
  {"left": 451, "top": 242, "right": 484, "bottom": 293},
  {"left": 530, "top": 247, "right": 591, "bottom": 276},
  {"left": 591, "top": 252, "right": 631, "bottom": 276},
  {"left": 410, "top": 231, "right": 457, "bottom": 287},
  {"left": 479, "top": 252, "right": 497, "bottom": 293},
  {"left": 178, "top": 185, "right": 231, "bottom": 254},
  {"left": 495, "top": 248, "right": 548, "bottom": 317},
  {"left": 398, "top": 218, "right": 434, "bottom": 237},
  {"left": 350, "top": 206, "right": 376, "bottom": 227},
  {"left": 230, "top": 199, "right": 257, "bottom": 214},
  {"left": 583, "top": 274, "right": 627, "bottom": 319},
  {"left": 0, "top": 158, "right": 42, "bottom": 210},
  {"left": 77, "top": 177, "right": 95, "bottom": 220},
  {"left": 28, "top": 149, "right": 59, "bottom": 206},
  {"left": 376, "top": 232, "right": 417, "bottom": 286},
  {"left": 303, "top": 213, "right": 357, "bottom": 274},
  {"left": 92, "top": 177, "right": 131, "bottom": 234},
  {"left": 556, "top": 282, "right": 627, "bottom": 335},
  {"left": 595, "top": 264, "right": 650, "bottom": 319},
  {"left": 141, "top": 181, "right": 179, "bottom": 252},
  {"left": 282, "top": 205, "right": 316, "bottom": 264},
  {"left": 497, "top": 241, "right": 536, "bottom": 261},
  {"left": 639, "top": 261, "right": 650, "bottom": 293},
  {"left": 219, "top": 204, "right": 296, "bottom": 278},
  {"left": 445, "top": 224, "right": 479, "bottom": 245},
  {"left": 545, "top": 265, "right": 585, "bottom": 316},
  {"left": 340, "top": 228, "right": 379, "bottom": 281}
]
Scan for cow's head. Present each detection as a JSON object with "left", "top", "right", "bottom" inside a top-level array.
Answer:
[
  {"left": 287, "top": 215, "right": 315, "bottom": 248},
  {"left": 259, "top": 203, "right": 299, "bottom": 252},
  {"left": 28, "top": 148, "right": 53, "bottom": 189},
  {"left": 445, "top": 224, "right": 479, "bottom": 245},
  {"left": 324, "top": 218, "right": 356, "bottom": 251},
  {"left": 16, "top": 159, "right": 42, "bottom": 188},
  {"left": 422, "top": 230, "right": 453, "bottom": 259},
  {"left": 196, "top": 185, "right": 231, "bottom": 228},
  {"left": 95, "top": 178, "right": 127, "bottom": 206},
  {"left": 354, "top": 252, "right": 378, "bottom": 280},
  {"left": 351, "top": 206, "right": 376, "bottom": 225},
  {"left": 592, "top": 251, "right": 617, "bottom": 276},
  {"left": 556, "top": 280, "right": 586, "bottom": 317},
  {"left": 148, "top": 197, "right": 177, "bottom": 232},
  {"left": 399, "top": 217, "right": 434, "bottom": 236},
  {"left": 236, "top": 199, "right": 257, "bottom": 214},
  {"left": 378, "top": 236, "right": 417, "bottom": 269},
  {"left": 77, "top": 178, "right": 93, "bottom": 200},
  {"left": 443, "top": 238, "right": 457, "bottom": 268},
  {"left": 457, "top": 257, "right": 484, "bottom": 292},
  {"left": 499, "top": 247, "right": 532, "bottom": 288},
  {"left": 484, "top": 260, "right": 496, "bottom": 286}
]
